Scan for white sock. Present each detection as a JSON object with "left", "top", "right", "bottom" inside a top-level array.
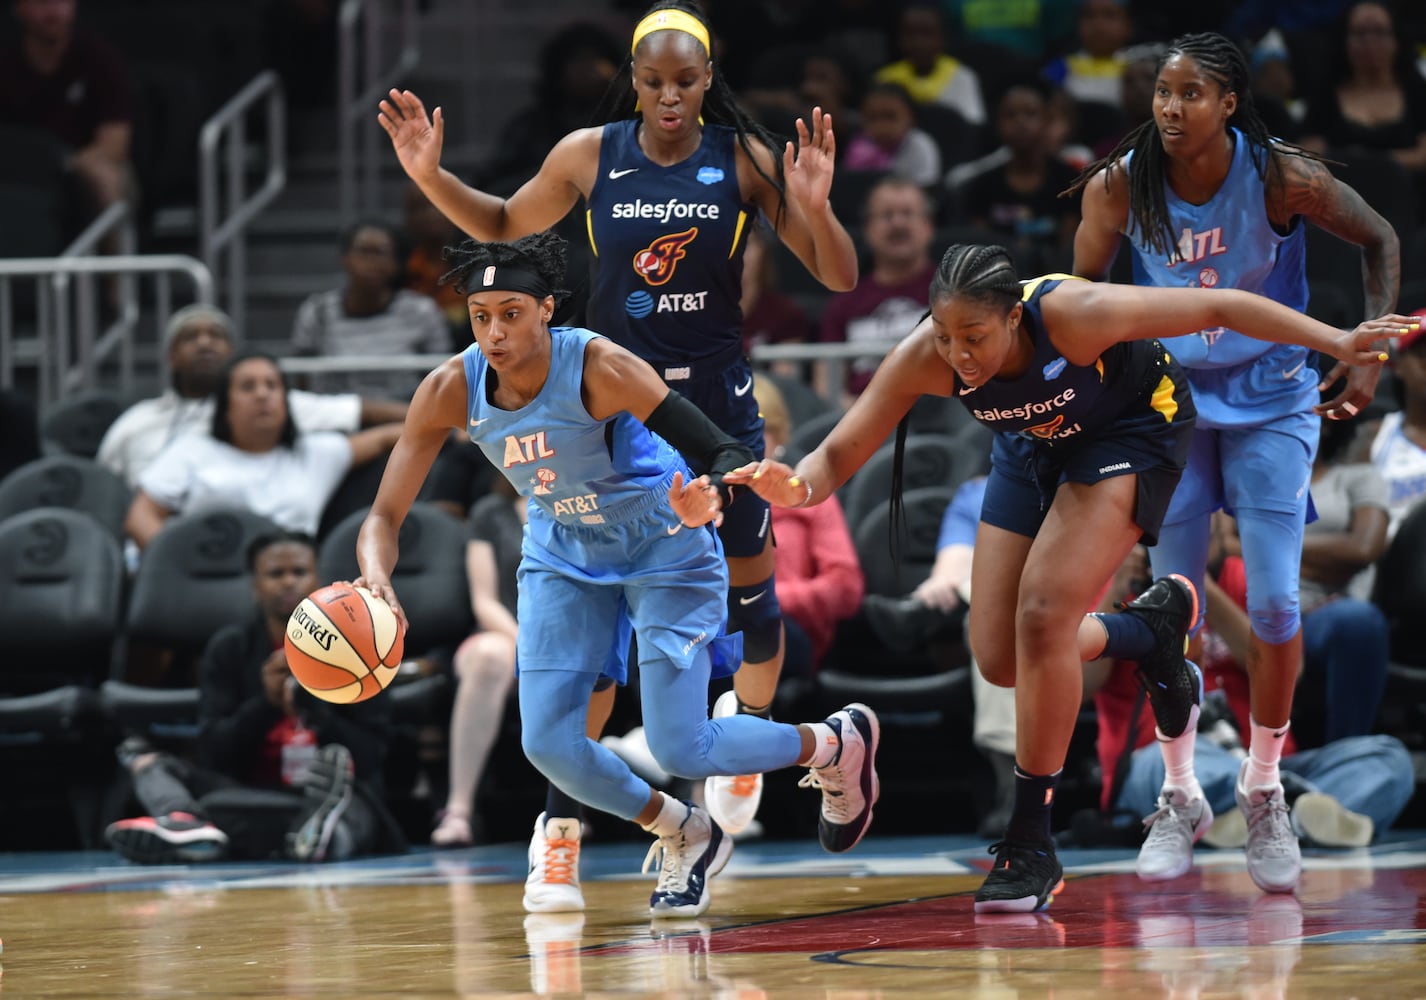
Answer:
[
  {"left": 806, "top": 722, "right": 840, "bottom": 768},
  {"left": 1158, "top": 703, "right": 1203, "bottom": 799},
  {"left": 1243, "top": 717, "right": 1288, "bottom": 790},
  {"left": 640, "top": 792, "right": 688, "bottom": 837}
]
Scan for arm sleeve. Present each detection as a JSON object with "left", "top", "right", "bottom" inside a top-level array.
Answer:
[{"left": 642, "top": 391, "right": 756, "bottom": 488}]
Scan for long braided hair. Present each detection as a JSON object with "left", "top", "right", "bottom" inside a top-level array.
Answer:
[
  {"left": 887, "top": 244, "right": 1020, "bottom": 547},
  {"left": 439, "top": 231, "right": 570, "bottom": 308},
  {"left": 1062, "top": 32, "right": 1325, "bottom": 262},
  {"left": 594, "top": 0, "right": 791, "bottom": 227}
]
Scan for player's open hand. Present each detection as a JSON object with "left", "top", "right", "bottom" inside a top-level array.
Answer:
[
  {"left": 724, "top": 458, "right": 810, "bottom": 507},
  {"left": 669, "top": 471, "right": 723, "bottom": 528},
  {"left": 352, "top": 576, "right": 408, "bottom": 634},
  {"left": 377, "top": 89, "right": 445, "bottom": 181},
  {"left": 1318, "top": 314, "right": 1422, "bottom": 420},
  {"left": 782, "top": 107, "right": 836, "bottom": 213}
]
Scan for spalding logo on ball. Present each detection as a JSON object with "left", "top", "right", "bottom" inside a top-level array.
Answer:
[{"left": 285, "top": 582, "right": 406, "bottom": 704}]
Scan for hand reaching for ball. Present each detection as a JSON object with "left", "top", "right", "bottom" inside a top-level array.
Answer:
[{"left": 353, "top": 576, "right": 407, "bottom": 633}]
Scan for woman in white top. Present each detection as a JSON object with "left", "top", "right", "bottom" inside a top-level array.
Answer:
[
  {"left": 125, "top": 352, "right": 404, "bottom": 551},
  {"left": 1358, "top": 320, "right": 1426, "bottom": 539}
]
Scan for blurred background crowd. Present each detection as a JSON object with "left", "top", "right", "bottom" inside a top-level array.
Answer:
[{"left": 0, "top": 0, "right": 1424, "bottom": 856}]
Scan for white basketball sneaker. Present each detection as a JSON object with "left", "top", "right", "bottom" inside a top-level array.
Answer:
[
  {"left": 523, "top": 813, "right": 584, "bottom": 913},
  {"left": 703, "top": 691, "right": 763, "bottom": 836}
]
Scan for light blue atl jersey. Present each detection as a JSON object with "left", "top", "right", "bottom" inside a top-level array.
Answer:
[
  {"left": 461, "top": 327, "right": 684, "bottom": 527},
  {"left": 1125, "top": 130, "right": 1316, "bottom": 427}
]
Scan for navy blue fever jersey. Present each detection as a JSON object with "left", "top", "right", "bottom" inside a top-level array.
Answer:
[
  {"left": 955, "top": 275, "right": 1181, "bottom": 445},
  {"left": 585, "top": 120, "right": 755, "bottom": 369}
]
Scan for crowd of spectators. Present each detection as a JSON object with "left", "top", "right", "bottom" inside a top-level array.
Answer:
[{"left": 1, "top": 0, "right": 1424, "bottom": 852}]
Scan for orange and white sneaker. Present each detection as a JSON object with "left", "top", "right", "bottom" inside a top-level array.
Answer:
[
  {"left": 523, "top": 813, "right": 584, "bottom": 913},
  {"left": 703, "top": 691, "right": 763, "bottom": 836}
]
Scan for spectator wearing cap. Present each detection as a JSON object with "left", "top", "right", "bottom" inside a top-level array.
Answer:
[{"left": 97, "top": 305, "right": 408, "bottom": 489}]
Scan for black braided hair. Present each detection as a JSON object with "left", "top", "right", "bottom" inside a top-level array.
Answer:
[
  {"left": 438, "top": 231, "right": 571, "bottom": 308},
  {"left": 594, "top": 0, "right": 790, "bottom": 227},
  {"left": 1062, "top": 31, "right": 1326, "bottom": 262},
  {"left": 929, "top": 243, "right": 1023, "bottom": 313},
  {"left": 888, "top": 243, "right": 1022, "bottom": 552}
]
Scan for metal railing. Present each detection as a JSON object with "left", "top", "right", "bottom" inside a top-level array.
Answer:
[
  {"left": 199, "top": 69, "right": 287, "bottom": 337},
  {"left": 52, "top": 201, "right": 140, "bottom": 401},
  {"left": 0, "top": 255, "right": 214, "bottom": 410},
  {"left": 275, "top": 341, "right": 892, "bottom": 398},
  {"left": 337, "top": 0, "right": 419, "bottom": 224}
]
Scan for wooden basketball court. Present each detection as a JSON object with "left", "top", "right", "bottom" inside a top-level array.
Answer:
[{"left": 3, "top": 831, "right": 1425, "bottom": 996}]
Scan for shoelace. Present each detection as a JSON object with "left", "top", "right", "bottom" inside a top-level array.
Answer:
[
  {"left": 642, "top": 828, "right": 689, "bottom": 892},
  {"left": 539, "top": 836, "right": 579, "bottom": 885},
  {"left": 985, "top": 839, "right": 1052, "bottom": 872},
  {"left": 1141, "top": 796, "right": 1195, "bottom": 837},
  {"left": 798, "top": 766, "right": 852, "bottom": 824},
  {"left": 1245, "top": 791, "right": 1296, "bottom": 855}
]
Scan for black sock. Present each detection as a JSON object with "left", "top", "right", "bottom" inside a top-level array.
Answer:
[
  {"left": 1005, "top": 765, "right": 1060, "bottom": 845},
  {"left": 1095, "top": 610, "right": 1156, "bottom": 659},
  {"left": 737, "top": 698, "right": 772, "bottom": 719},
  {"left": 545, "top": 783, "right": 584, "bottom": 820}
]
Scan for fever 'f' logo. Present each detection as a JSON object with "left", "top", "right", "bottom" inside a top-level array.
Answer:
[
  {"left": 633, "top": 228, "right": 698, "bottom": 286},
  {"left": 1025, "top": 414, "right": 1066, "bottom": 440}
]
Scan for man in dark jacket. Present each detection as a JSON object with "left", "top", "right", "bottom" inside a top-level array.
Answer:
[{"left": 106, "top": 530, "right": 405, "bottom": 863}]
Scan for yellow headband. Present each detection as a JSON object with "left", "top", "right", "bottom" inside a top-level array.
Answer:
[{"left": 631, "top": 9, "right": 710, "bottom": 57}]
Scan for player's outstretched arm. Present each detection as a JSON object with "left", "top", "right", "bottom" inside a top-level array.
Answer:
[
  {"left": 377, "top": 88, "right": 588, "bottom": 242},
  {"left": 1043, "top": 280, "right": 1418, "bottom": 368}
]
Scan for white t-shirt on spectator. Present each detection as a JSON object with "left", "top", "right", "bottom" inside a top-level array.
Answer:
[
  {"left": 138, "top": 431, "right": 354, "bottom": 536},
  {"left": 98, "top": 388, "right": 362, "bottom": 489}
]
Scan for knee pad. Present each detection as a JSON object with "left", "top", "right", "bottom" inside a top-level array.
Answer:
[
  {"left": 1247, "top": 589, "right": 1300, "bottom": 646},
  {"left": 728, "top": 578, "right": 782, "bottom": 664}
]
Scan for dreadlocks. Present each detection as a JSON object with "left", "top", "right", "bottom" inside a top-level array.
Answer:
[
  {"left": 439, "top": 231, "right": 570, "bottom": 306},
  {"left": 1062, "top": 32, "right": 1325, "bottom": 262},
  {"left": 595, "top": 0, "right": 790, "bottom": 227}
]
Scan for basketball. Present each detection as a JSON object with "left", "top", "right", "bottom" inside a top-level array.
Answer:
[{"left": 284, "top": 582, "right": 406, "bottom": 704}]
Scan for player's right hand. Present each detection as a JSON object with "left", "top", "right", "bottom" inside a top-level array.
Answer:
[
  {"left": 352, "top": 576, "right": 408, "bottom": 634},
  {"left": 377, "top": 89, "right": 444, "bottom": 181}
]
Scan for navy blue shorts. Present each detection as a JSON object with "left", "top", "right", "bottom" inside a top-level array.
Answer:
[
  {"left": 980, "top": 368, "right": 1197, "bottom": 547},
  {"left": 664, "top": 355, "right": 770, "bottom": 559}
]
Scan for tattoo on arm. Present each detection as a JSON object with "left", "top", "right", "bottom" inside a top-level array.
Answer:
[{"left": 1279, "top": 154, "right": 1401, "bottom": 317}]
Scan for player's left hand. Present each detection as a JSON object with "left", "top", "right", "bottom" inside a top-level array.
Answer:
[
  {"left": 1318, "top": 314, "right": 1421, "bottom": 420},
  {"left": 670, "top": 471, "right": 723, "bottom": 528},
  {"left": 783, "top": 107, "right": 836, "bottom": 212}
]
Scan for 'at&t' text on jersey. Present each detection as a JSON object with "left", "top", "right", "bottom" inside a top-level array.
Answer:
[
  {"left": 461, "top": 327, "right": 683, "bottom": 527},
  {"left": 585, "top": 120, "right": 755, "bottom": 371}
]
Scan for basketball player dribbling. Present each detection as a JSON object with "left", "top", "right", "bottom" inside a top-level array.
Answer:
[
  {"left": 377, "top": 0, "right": 861, "bottom": 904},
  {"left": 354, "top": 232, "right": 880, "bottom": 920}
]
